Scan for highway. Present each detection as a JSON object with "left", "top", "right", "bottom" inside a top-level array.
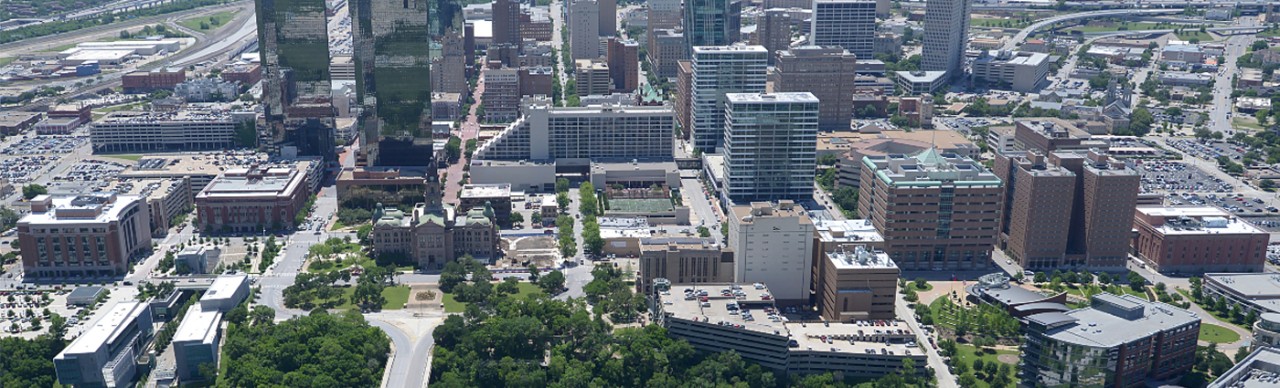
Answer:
[
  {"left": 1002, "top": 8, "right": 1185, "bottom": 51},
  {"left": 0, "top": 0, "right": 251, "bottom": 53}
]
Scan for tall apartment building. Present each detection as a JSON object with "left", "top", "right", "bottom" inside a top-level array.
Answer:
[
  {"left": 727, "top": 201, "right": 815, "bottom": 303},
  {"left": 492, "top": 0, "right": 521, "bottom": 46},
  {"left": 676, "top": 60, "right": 694, "bottom": 138},
  {"left": 431, "top": 30, "right": 468, "bottom": 95},
  {"left": 685, "top": 0, "right": 743, "bottom": 51},
  {"left": 574, "top": 59, "right": 612, "bottom": 96},
  {"left": 607, "top": 38, "right": 640, "bottom": 93},
  {"left": 482, "top": 68, "right": 522, "bottom": 122},
  {"left": 636, "top": 237, "right": 734, "bottom": 294},
  {"left": 922, "top": 0, "right": 970, "bottom": 79},
  {"left": 691, "top": 45, "right": 768, "bottom": 153},
  {"left": 1132, "top": 206, "right": 1269, "bottom": 273},
  {"left": 249, "top": 0, "right": 335, "bottom": 159},
  {"left": 1022, "top": 294, "right": 1200, "bottom": 388},
  {"left": 815, "top": 245, "right": 899, "bottom": 322},
  {"left": 648, "top": 0, "right": 682, "bottom": 30},
  {"left": 993, "top": 119, "right": 1138, "bottom": 271},
  {"left": 474, "top": 96, "right": 674, "bottom": 162},
  {"left": 722, "top": 92, "right": 819, "bottom": 203},
  {"left": 648, "top": 28, "right": 687, "bottom": 78},
  {"left": 810, "top": 0, "right": 876, "bottom": 59},
  {"left": 569, "top": 0, "right": 601, "bottom": 60},
  {"left": 759, "top": 9, "right": 795, "bottom": 64},
  {"left": 857, "top": 149, "right": 1003, "bottom": 270},
  {"left": 772, "top": 46, "right": 857, "bottom": 130},
  {"left": 18, "top": 194, "right": 152, "bottom": 279},
  {"left": 598, "top": 0, "right": 617, "bottom": 36},
  {"left": 54, "top": 302, "right": 155, "bottom": 387},
  {"left": 352, "top": 0, "right": 435, "bottom": 166},
  {"left": 972, "top": 50, "right": 1050, "bottom": 92}
]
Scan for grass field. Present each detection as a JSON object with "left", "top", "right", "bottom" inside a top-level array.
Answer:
[
  {"left": 1176, "top": 31, "right": 1214, "bottom": 42},
  {"left": 608, "top": 198, "right": 674, "bottom": 213},
  {"left": 1198, "top": 323, "right": 1241, "bottom": 343},
  {"left": 102, "top": 154, "right": 143, "bottom": 162},
  {"left": 338, "top": 285, "right": 411, "bottom": 311},
  {"left": 443, "top": 282, "right": 542, "bottom": 313},
  {"left": 178, "top": 10, "right": 239, "bottom": 31},
  {"left": 0, "top": 57, "right": 15, "bottom": 67},
  {"left": 1066, "top": 22, "right": 1166, "bottom": 33},
  {"left": 1233, "top": 117, "right": 1265, "bottom": 131},
  {"left": 971, "top": 17, "right": 1030, "bottom": 29},
  {"left": 952, "top": 344, "right": 1019, "bottom": 388}
]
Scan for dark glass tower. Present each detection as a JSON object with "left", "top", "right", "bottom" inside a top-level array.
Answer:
[
  {"left": 353, "top": 0, "right": 436, "bottom": 166},
  {"left": 683, "top": 0, "right": 741, "bottom": 52},
  {"left": 257, "top": 0, "right": 337, "bottom": 161}
]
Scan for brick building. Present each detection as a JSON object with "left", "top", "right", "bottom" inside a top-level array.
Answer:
[
  {"left": 195, "top": 165, "right": 311, "bottom": 233},
  {"left": 18, "top": 194, "right": 152, "bottom": 279},
  {"left": 1132, "top": 206, "right": 1269, "bottom": 273}
]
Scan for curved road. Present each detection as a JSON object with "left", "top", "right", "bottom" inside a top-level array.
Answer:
[{"left": 1001, "top": 8, "right": 1184, "bottom": 51}]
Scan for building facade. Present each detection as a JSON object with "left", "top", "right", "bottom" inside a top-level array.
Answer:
[
  {"left": 256, "top": 0, "right": 336, "bottom": 160},
  {"left": 1132, "top": 206, "right": 1269, "bottom": 273},
  {"left": 921, "top": 0, "right": 969, "bottom": 79},
  {"left": 352, "top": 0, "right": 435, "bottom": 166},
  {"left": 194, "top": 165, "right": 311, "bottom": 233},
  {"left": 475, "top": 95, "right": 674, "bottom": 162},
  {"left": 816, "top": 246, "right": 899, "bottom": 322},
  {"left": 972, "top": 50, "right": 1050, "bottom": 92},
  {"left": 482, "top": 68, "right": 522, "bottom": 122},
  {"left": 727, "top": 201, "right": 815, "bottom": 303},
  {"left": 607, "top": 38, "right": 640, "bottom": 93},
  {"left": 772, "top": 46, "right": 857, "bottom": 131},
  {"left": 722, "top": 92, "right": 819, "bottom": 203},
  {"left": 569, "top": 0, "right": 601, "bottom": 60},
  {"left": 684, "top": 0, "right": 742, "bottom": 51},
  {"left": 575, "top": 59, "right": 612, "bottom": 96},
  {"left": 691, "top": 45, "right": 768, "bottom": 153},
  {"left": 54, "top": 302, "right": 155, "bottom": 387},
  {"left": 648, "top": 29, "right": 687, "bottom": 78},
  {"left": 91, "top": 108, "right": 253, "bottom": 153},
  {"left": 18, "top": 194, "right": 151, "bottom": 279},
  {"left": 370, "top": 203, "right": 499, "bottom": 268},
  {"left": 810, "top": 0, "right": 876, "bottom": 59},
  {"left": 636, "top": 237, "right": 734, "bottom": 294}
]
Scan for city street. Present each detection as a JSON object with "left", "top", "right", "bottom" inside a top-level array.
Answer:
[{"left": 1208, "top": 18, "right": 1259, "bottom": 135}]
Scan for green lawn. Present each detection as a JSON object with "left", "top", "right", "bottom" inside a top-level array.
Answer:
[
  {"left": 102, "top": 154, "right": 143, "bottom": 162},
  {"left": 971, "top": 17, "right": 1030, "bottom": 29},
  {"left": 443, "top": 282, "right": 542, "bottom": 313},
  {"left": 908, "top": 282, "right": 934, "bottom": 292},
  {"left": 178, "top": 10, "right": 239, "bottom": 31},
  {"left": 0, "top": 57, "right": 14, "bottom": 67},
  {"left": 307, "top": 254, "right": 376, "bottom": 274},
  {"left": 1199, "top": 323, "right": 1241, "bottom": 344},
  {"left": 337, "top": 285, "right": 411, "bottom": 311},
  {"left": 1176, "top": 31, "right": 1214, "bottom": 42},
  {"left": 952, "top": 344, "right": 1020, "bottom": 388},
  {"left": 1233, "top": 117, "right": 1265, "bottom": 131}
]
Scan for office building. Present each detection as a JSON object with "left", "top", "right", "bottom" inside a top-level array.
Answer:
[
  {"left": 200, "top": 274, "right": 251, "bottom": 312},
  {"left": 172, "top": 305, "right": 221, "bottom": 381},
  {"left": 352, "top": 0, "right": 435, "bottom": 166},
  {"left": 569, "top": 0, "right": 601, "bottom": 60},
  {"left": 174, "top": 78, "right": 239, "bottom": 102},
  {"left": 815, "top": 245, "right": 899, "bottom": 322},
  {"left": 857, "top": 149, "right": 1002, "bottom": 270},
  {"left": 492, "top": 0, "right": 521, "bottom": 46},
  {"left": 195, "top": 164, "right": 311, "bottom": 233},
  {"left": 992, "top": 151, "right": 1076, "bottom": 270},
  {"left": 431, "top": 30, "right": 468, "bottom": 95},
  {"left": 482, "top": 68, "right": 522, "bottom": 122},
  {"left": 894, "top": 70, "right": 948, "bottom": 95},
  {"left": 607, "top": 38, "right": 640, "bottom": 92},
  {"left": 370, "top": 203, "right": 499, "bottom": 268},
  {"left": 922, "top": 0, "right": 969, "bottom": 79},
  {"left": 1209, "top": 346, "right": 1280, "bottom": 388},
  {"left": 121, "top": 68, "right": 186, "bottom": 92},
  {"left": 771, "top": 46, "right": 857, "bottom": 130},
  {"left": 257, "top": 0, "right": 336, "bottom": 161},
  {"left": 722, "top": 92, "right": 819, "bottom": 203},
  {"left": 684, "top": 0, "right": 742, "bottom": 50},
  {"left": 676, "top": 60, "right": 694, "bottom": 137},
  {"left": 1132, "top": 206, "right": 1269, "bottom": 273},
  {"left": 18, "top": 194, "right": 151, "bottom": 279},
  {"left": 652, "top": 282, "right": 927, "bottom": 376},
  {"left": 972, "top": 50, "right": 1050, "bottom": 92},
  {"left": 1022, "top": 294, "right": 1200, "bottom": 388},
  {"left": 1253, "top": 313, "right": 1280, "bottom": 350},
  {"left": 810, "top": 0, "right": 876, "bottom": 59},
  {"left": 475, "top": 96, "right": 673, "bottom": 162},
  {"left": 91, "top": 107, "right": 255, "bottom": 153},
  {"left": 691, "top": 45, "right": 768, "bottom": 153},
  {"left": 727, "top": 201, "right": 815, "bottom": 303},
  {"left": 575, "top": 59, "right": 612, "bottom": 96},
  {"left": 459, "top": 183, "right": 513, "bottom": 226},
  {"left": 599, "top": 0, "right": 617, "bottom": 36},
  {"left": 649, "top": 29, "right": 687, "bottom": 78},
  {"left": 1203, "top": 273, "right": 1280, "bottom": 316},
  {"left": 54, "top": 302, "right": 155, "bottom": 387},
  {"left": 105, "top": 178, "right": 192, "bottom": 238},
  {"left": 897, "top": 95, "right": 933, "bottom": 128},
  {"left": 519, "top": 67, "right": 554, "bottom": 97},
  {"left": 636, "top": 237, "right": 734, "bottom": 294},
  {"left": 648, "top": 0, "right": 682, "bottom": 30},
  {"left": 759, "top": 10, "right": 795, "bottom": 66}
]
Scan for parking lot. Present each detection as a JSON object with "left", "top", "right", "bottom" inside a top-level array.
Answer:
[
  {"left": 1, "top": 135, "right": 87, "bottom": 156},
  {"left": 0, "top": 156, "right": 60, "bottom": 184},
  {"left": 53, "top": 159, "right": 128, "bottom": 183},
  {"left": 1166, "top": 139, "right": 1248, "bottom": 162},
  {"left": 1134, "top": 160, "right": 1233, "bottom": 194},
  {"left": 0, "top": 288, "right": 88, "bottom": 339}
]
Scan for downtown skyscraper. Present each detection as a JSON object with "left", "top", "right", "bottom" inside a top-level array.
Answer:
[
  {"left": 352, "top": 0, "right": 435, "bottom": 166},
  {"left": 810, "top": 0, "right": 876, "bottom": 59},
  {"left": 257, "top": 0, "right": 336, "bottom": 161},
  {"left": 684, "top": 0, "right": 742, "bottom": 52},
  {"left": 922, "top": 0, "right": 970, "bottom": 79}
]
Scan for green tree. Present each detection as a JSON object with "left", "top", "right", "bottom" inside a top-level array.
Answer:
[
  {"left": 555, "top": 178, "right": 571, "bottom": 193},
  {"left": 696, "top": 226, "right": 711, "bottom": 237},
  {"left": 22, "top": 184, "right": 47, "bottom": 200},
  {"left": 444, "top": 136, "right": 462, "bottom": 162},
  {"left": 538, "top": 270, "right": 565, "bottom": 294}
]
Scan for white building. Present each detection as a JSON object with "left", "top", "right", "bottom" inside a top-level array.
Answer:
[
  {"left": 894, "top": 70, "right": 948, "bottom": 95},
  {"left": 174, "top": 78, "right": 240, "bottom": 102},
  {"left": 691, "top": 44, "right": 768, "bottom": 153},
  {"left": 569, "top": 0, "right": 601, "bottom": 60},
  {"left": 475, "top": 95, "right": 674, "bottom": 162},
  {"left": 922, "top": 0, "right": 969, "bottom": 79},
  {"left": 727, "top": 201, "right": 815, "bottom": 302},
  {"left": 172, "top": 305, "right": 221, "bottom": 381},
  {"left": 723, "top": 92, "right": 818, "bottom": 203},
  {"left": 90, "top": 106, "right": 256, "bottom": 153},
  {"left": 971, "top": 50, "right": 1050, "bottom": 92},
  {"left": 199, "top": 274, "right": 250, "bottom": 312},
  {"left": 810, "top": 0, "right": 877, "bottom": 59},
  {"left": 54, "top": 302, "right": 155, "bottom": 387}
]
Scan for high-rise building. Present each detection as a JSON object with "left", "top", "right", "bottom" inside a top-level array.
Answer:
[
  {"left": 256, "top": 0, "right": 336, "bottom": 161},
  {"left": 352, "top": 0, "right": 435, "bottom": 166},
  {"left": 648, "top": 0, "right": 682, "bottom": 30},
  {"left": 648, "top": 28, "right": 687, "bottom": 78},
  {"left": 493, "top": 0, "right": 522, "bottom": 46},
  {"left": 431, "top": 29, "right": 468, "bottom": 94},
  {"left": 607, "top": 38, "right": 640, "bottom": 92},
  {"left": 857, "top": 149, "right": 1003, "bottom": 270},
  {"left": 569, "top": 0, "right": 601, "bottom": 60},
  {"left": 772, "top": 46, "right": 857, "bottom": 130},
  {"left": 691, "top": 45, "right": 768, "bottom": 153},
  {"left": 922, "top": 0, "right": 969, "bottom": 79},
  {"left": 599, "top": 0, "right": 617, "bottom": 37},
  {"left": 759, "top": 9, "right": 794, "bottom": 64},
  {"left": 574, "top": 59, "right": 611, "bottom": 96},
  {"left": 810, "top": 0, "right": 876, "bottom": 59},
  {"left": 684, "top": 0, "right": 743, "bottom": 51},
  {"left": 482, "top": 68, "right": 522, "bottom": 122},
  {"left": 722, "top": 92, "right": 819, "bottom": 203},
  {"left": 474, "top": 96, "right": 674, "bottom": 162},
  {"left": 676, "top": 60, "right": 694, "bottom": 138},
  {"left": 727, "top": 201, "right": 815, "bottom": 303}
]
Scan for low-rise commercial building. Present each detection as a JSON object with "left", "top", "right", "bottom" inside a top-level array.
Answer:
[
  {"left": 1132, "top": 206, "right": 1269, "bottom": 273},
  {"left": 172, "top": 305, "right": 221, "bottom": 382},
  {"left": 66, "top": 286, "right": 106, "bottom": 306},
  {"left": 1209, "top": 346, "right": 1280, "bottom": 388},
  {"left": 1254, "top": 313, "right": 1280, "bottom": 350},
  {"left": 815, "top": 246, "right": 899, "bottom": 322},
  {"left": 1021, "top": 294, "right": 1201, "bottom": 388},
  {"left": 0, "top": 111, "right": 43, "bottom": 135},
  {"left": 637, "top": 237, "right": 734, "bottom": 294},
  {"left": 893, "top": 70, "right": 947, "bottom": 95},
  {"left": 19, "top": 194, "right": 151, "bottom": 279},
  {"left": 200, "top": 274, "right": 250, "bottom": 312},
  {"left": 1203, "top": 273, "right": 1280, "bottom": 316},
  {"left": 652, "top": 282, "right": 927, "bottom": 377},
  {"left": 107, "top": 178, "right": 191, "bottom": 237},
  {"left": 90, "top": 106, "right": 255, "bottom": 153},
  {"left": 121, "top": 68, "right": 186, "bottom": 92},
  {"left": 966, "top": 273, "right": 1069, "bottom": 318},
  {"left": 195, "top": 165, "right": 311, "bottom": 233},
  {"left": 54, "top": 302, "right": 155, "bottom": 387}
]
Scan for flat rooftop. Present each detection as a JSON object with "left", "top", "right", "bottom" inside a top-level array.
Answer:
[
  {"left": 172, "top": 305, "right": 220, "bottom": 344},
  {"left": 818, "top": 129, "right": 977, "bottom": 155},
  {"left": 460, "top": 183, "right": 512, "bottom": 199},
  {"left": 20, "top": 194, "right": 141, "bottom": 225},
  {"left": 826, "top": 246, "right": 896, "bottom": 270},
  {"left": 894, "top": 71, "right": 946, "bottom": 83},
  {"left": 1209, "top": 347, "right": 1280, "bottom": 388},
  {"left": 814, "top": 219, "right": 883, "bottom": 244},
  {"left": 1205, "top": 273, "right": 1280, "bottom": 314},
  {"left": 1137, "top": 206, "right": 1268, "bottom": 236},
  {"left": 863, "top": 148, "right": 1001, "bottom": 187},
  {"left": 729, "top": 200, "right": 810, "bottom": 225},
  {"left": 201, "top": 274, "right": 248, "bottom": 303},
  {"left": 726, "top": 92, "right": 819, "bottom": 104},
  {"left": 60, "top": 301, "right": 148, "bottom": 356},
  {"left": 1043, "top": 294, "right": 1198, "bottom": 348}
]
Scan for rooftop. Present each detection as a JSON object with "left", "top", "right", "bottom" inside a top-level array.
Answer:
[
  {"left": 894, "top": 70, "right": 947, "bottom": 83},
  {"left": 1209, "top": 346, "right": 1280, "bottom": 388},
  {"left": 460, "top": 183, "right": 512, "bottom": 199},
  {"left": 201, "top": 274, "right": 248, "bottom": 303},
  {"left": 20, "top": 194, "right": 142, "bottom": 225},
  {"left": 1041, "top": 294, "right": 1199, "bottom": 348},
  {"left": 725, "top": 92, "right": 819, "bottom": 104},
  {"left": 826, "top": 245, "right": 896, "bottom": 270},
  {"left": 818, "top": 129, "right": 978, "bottom": 154},
  {"left": 197, "top": 166, "right": 304, "bottom": 199},
  {"left": 1205, "top": 273, "right": 1280, "bottom": 314},
  {"left": 60, "top": 301, "right": 149, "bottom": 356},
  {"left": 692, "top": 44, "right": 769, "bottom": 54},
  {"left": 813, "top": 219, "right": 883, "bottom": 244},
  {"left": 729, "top": 200, "right": 810, "bottom": 225},
  {"left": 976, "top": 50, "right": 1049, "bottom": 66},
  {"left": 1136, "top": 206, "right": 1268, "bottom": 236},
  {"left": 862, "top": 149, "right": 1001, "bottom": 187},
  {"left": 172, "top": 305, "right": 220, "bottom": 344}
]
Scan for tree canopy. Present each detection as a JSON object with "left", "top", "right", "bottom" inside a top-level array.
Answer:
[{"left": 219, "top": 310, "right": 390, "bottom": 387}]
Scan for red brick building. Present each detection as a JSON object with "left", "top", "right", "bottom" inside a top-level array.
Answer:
[
  {"left": 195, "top": 165, "right": 310, "bottom": 233},
  {"left": 18, "top": 194, "right": 152, "bottom": 279},
  {"left": 220, "top": 64, "right": 262, "bottom": 86},
  {"left": 1132, "top": 206, "right": 1269, "bottom": 273},
  {"left": 607, "top": 38, "right": 640, "bottom": 93},
  {"left": 122, "top": 68, "right": 186, "bottom": 93}
]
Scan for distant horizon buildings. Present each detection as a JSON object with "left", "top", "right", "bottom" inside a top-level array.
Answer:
[
  {"left": 256, "top": 0, "right": 337, "bottom": 161},
  {"left": 352, "top": 0, "right": 436, "bottom": 167}
]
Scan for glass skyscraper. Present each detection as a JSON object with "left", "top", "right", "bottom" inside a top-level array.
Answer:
[
  {"left": 257, "top": 0, "right": 336, "bottom": 161},
  {"left": 352, "top": 0, "right": 439, "bottom": 166},
  {"left": 683, "top": 0, "right": 741, "bottom": 52}
]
